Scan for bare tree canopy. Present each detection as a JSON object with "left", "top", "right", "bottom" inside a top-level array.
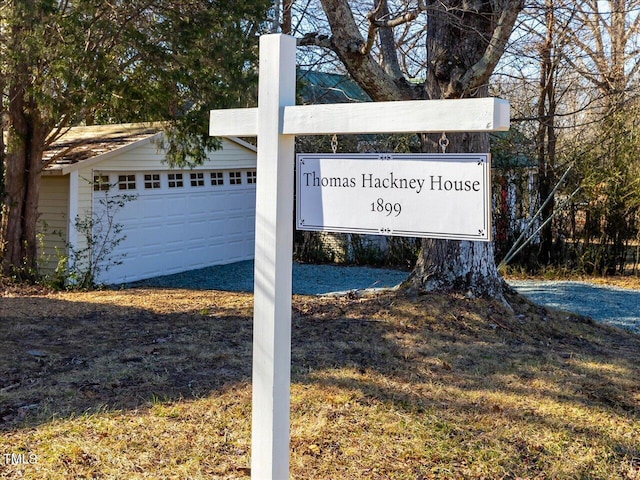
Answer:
[{"left": 292, "top": 0, "right": 524, "bottom": 295}]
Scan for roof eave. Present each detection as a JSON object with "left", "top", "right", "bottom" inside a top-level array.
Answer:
[
  {"left": 58, "top": 132, "right": 163, "bottom": 175},
  {"left": 227, "top": 136, "right": 257, "bottom": 153},
  {"left": 50, "top": 132, "right": 256, "bottom": 177}
]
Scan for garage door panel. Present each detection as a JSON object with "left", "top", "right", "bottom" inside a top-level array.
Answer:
[
  {"left": 134, "top": 255, "right": 162, "bottom": 273},
  {"left": 163, "top": 243, "right": 185, "bottom": 256},
  {"left": 93, "top": 171, "right": 256, "bottom": 284},
  {"left": 189, "top": 196, "right": 215, "bottom": 214},
  {"left": 224, "top": 192, "right": 251, "bottom": 210},
  {"left": 163, "top": 198, "right": 188, "bottom": 216},
  {"left": 244, "top": 216, "right": 256, "bottom": 233},
  {"left": 225, "top": 241, "right": 246, "bottom": 259},
  {"left": 186, "top": 217, "right": 209, "bottom": 228},
  {"left": 207, "top": 218, "right": 227, "bottom": 233},
  {"left": 225, "top": 217, "right": 247, "bottom": 235},
  {"left": 142, "top": 226, "right": 165, "bottom": 245},
  {"left": 117, "top": 230, "right": 141, "bottom": 251},
  {"left": 139, "top": 197, "right": 166, "bottom": 216},
  {"left": 205, "top": 245, "right": 225, "bottom": 261}
]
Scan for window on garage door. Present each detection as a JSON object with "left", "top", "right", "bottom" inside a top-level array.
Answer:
[
  {"left": 210, "top": 172, "right": 224, "bottom": 186},
  {"left": 118, "top": 174, "right": 136, "bottom": 190},
  {"left": 247, "top": 170, "right": 257, "bottom": 184},
  {"left": 229, "top": 171, "right": 242, "bottom": 185},
  {"left": 168, "top": 173, "right": 184, "bottom": 188},
  {"left": 190, "top": 172, "right": 205, "bottom": 187},
  {"left": 94, "top": 175, "right": 110, "bottom": 191},
  {"left": 144, "top": 174, "right": 161, "bottom": 189}
]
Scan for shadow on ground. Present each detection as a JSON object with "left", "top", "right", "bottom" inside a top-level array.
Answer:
[{"left": 1, "top": 287, "right": 639, "bottom": 479}]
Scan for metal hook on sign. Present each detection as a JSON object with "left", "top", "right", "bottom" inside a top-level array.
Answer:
[
  {"left": 331, "top": 134, "right": 338, "bottom": 154},
  {"left": 439, "top": 132, "right": 449, "bottom": 154}
]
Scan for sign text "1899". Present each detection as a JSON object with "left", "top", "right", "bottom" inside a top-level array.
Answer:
[{"left": 371, "top": 198, "right": 401, "bottom": 217}]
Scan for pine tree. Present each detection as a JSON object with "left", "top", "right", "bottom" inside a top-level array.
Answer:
[{"left": 0, "top": 0, "right": 270, "bottom": 278}]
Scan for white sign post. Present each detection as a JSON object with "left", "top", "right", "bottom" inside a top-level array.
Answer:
[{"left": 209, "top": 33, "right": 509, "bottom": 480}]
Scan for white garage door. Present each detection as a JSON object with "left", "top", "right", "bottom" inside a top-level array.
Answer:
[{"left": 92, "top": 169, "right": 256, "bottom": 284}]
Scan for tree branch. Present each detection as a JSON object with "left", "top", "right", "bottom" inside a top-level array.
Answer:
[
  {"left": 317, "top": 0, "right": 413, "bottom": 101},
  {"left": 377, "top": 0, "right": 407, "bottom": 81},
  {"left": 371, "top": 11, "right": 419, "bottom": 28},
  {"left": 360, "top": 0, "right": 385, "bottom": 55},
  {"left": 298, "top": 32, "right": 333, "bottom": 49},
  {"left": 361, "top": 1, "right": 420, "bottom": 55},
  {"left": 458, "top": 0, "right": 524, "bottom": 96}
]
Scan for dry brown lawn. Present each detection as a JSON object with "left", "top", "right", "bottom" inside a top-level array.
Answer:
[{"left": 1, "top": 281, "right": 639, "bottom": 479}]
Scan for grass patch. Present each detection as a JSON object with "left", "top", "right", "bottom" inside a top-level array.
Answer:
[{"left": 0, "top": 287, "right": 639, "bottom": 479}]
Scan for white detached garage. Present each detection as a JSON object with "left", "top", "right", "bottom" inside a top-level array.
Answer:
[{"left": 39, "top": 123, "right": 257, "bottom": 285}]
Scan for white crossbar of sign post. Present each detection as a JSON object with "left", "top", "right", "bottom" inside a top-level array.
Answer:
[{"left": 209, "top": 33, "right": 510, "bottom": 480}]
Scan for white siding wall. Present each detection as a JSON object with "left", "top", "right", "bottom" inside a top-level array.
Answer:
[
  {"left": 86, "top": 137, "right": 256, "bottom": 172},
  {"left": 73, "top": 169, "right": 95, "bottom": 266}
]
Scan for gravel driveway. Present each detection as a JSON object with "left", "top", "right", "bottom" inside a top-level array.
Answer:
[
  {"left": 507, "top": 279, "right": 640, "bottom": 333},
  {"left": 131, "top": 260, "right": 409, "bottom": 296},
  {"left": 132, "top": 261, "right": 640, "bottom": 333}
]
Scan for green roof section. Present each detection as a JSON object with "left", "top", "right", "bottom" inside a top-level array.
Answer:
[{"left": 297, "top": 69, "right": 371, "bottom": 104}]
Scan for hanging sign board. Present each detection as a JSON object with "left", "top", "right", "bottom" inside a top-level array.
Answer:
[{"left": 296, "top": 153, "right": 492, "bottom": 241}]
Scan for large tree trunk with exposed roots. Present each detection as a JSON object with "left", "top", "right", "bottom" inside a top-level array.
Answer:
[
  {"left": 313, "top": 0, "right": 520, "bottom": 297},
  {"left": 408, "top": 131, "right": 503, "bottom": 297},
  {"left": 1, "top": 0, "right": 48, "bottom": 280},
  {"left": 406, "top": 0, "right": 506, "bottom": 297}
]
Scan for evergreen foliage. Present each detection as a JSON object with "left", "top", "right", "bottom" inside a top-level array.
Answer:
[{"left": 0, "top": 0, "right": 271, "bottom": 278}]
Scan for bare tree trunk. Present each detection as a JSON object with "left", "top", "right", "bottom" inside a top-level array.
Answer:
[
  {"left": 1, "top": 0, "right": 49, "bottom": 279},
  {"left": 0, "top": 153, "right": 28, "bottom": 275},
  {"left": 411, "top": 238, "right": 502, "bottom": 295},
  {"left": 0, "top": 77, "right": 5, "bottom": 229},
  {"left": 317, "top": 0, "right": 417, "bottom": 101},
  {"left": 536, "top": 0, "right": 557, "bottom": 265},
  {"left": 405, "top": 0, "right": 505, "bottom": 297},
  {"left": 282, "top": 0, "right": 293, "bottom": 34},
  {"left": 409, "top": 131, "right": 503, "bottom": 297},
  {"left": 308, "top": 0, "right": 521, "bottom": 296},
  {"left": 1, "top": 76, "right": 29, "bottom": 275}
]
